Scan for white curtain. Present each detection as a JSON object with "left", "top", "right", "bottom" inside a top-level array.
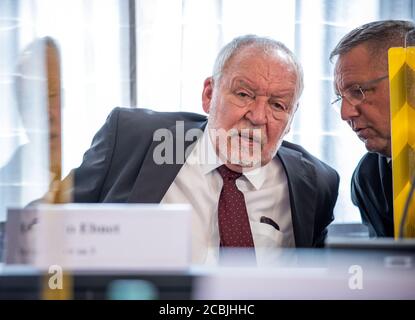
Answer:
[
  {"left": 0, "top": 0, "right": 131, "bottom": 221},
  {"left": 1, "top": 0, "right": 414, "bottom": 222}
]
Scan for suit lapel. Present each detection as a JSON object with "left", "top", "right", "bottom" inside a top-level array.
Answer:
[
  {"left": 277, "top": 146, "right": 317, "bottom": 247},
  {"left": 378, "top": 155, "right": 393, "bottom": 215},
  {"left": 128, "top": 120, "right": 206, "bottom": 203}
]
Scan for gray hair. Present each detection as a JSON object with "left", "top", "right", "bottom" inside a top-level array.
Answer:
[
  {"left": 330, "top": 20, "right": 415, "bottom": 63},
  {"left": 212, "top": 34, "right": 304, "bottom": 103}
]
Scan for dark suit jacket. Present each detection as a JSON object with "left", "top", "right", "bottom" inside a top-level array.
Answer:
[
  {"left": 71, "top": 107, "right": 340, "bottom": 247},
  {"left": 351, "top": 153, "right": 394, "bottom": 237}
]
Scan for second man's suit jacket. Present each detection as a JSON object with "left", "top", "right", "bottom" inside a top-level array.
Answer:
[
  {"left": 71, "top": 107, "right": 340, "bottom": 247},
  {"left": 351, "top": 153, "right": 394, "bottom": 237}
]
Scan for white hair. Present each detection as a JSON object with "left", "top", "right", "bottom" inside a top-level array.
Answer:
[{"left": 212, "top": 34, "right": 304, "bottom": 103}]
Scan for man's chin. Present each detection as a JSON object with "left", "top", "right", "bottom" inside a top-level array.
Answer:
[
  {"left": 364, "top": 140, "right": 391, "bottom": 157},
  {"left": 225, "top": 153, "right": 262, "bottom": 170},
  {"left": 226, "top": 162, "right": 261, "bottom": 173},
  {"left": 230, "top": 157, "right": 261, "bottom": 167}
]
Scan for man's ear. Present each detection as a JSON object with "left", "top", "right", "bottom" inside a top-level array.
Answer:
[{"left": 202, "top": 77, "right": 214, "bottom": 114}]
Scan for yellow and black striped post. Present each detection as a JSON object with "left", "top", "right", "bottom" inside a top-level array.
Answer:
[{"left": 388, "top": 46, "right": 415, "bottom": 238}]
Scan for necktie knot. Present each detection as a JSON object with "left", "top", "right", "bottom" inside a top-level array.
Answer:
[{"left": 217, "top": 165, "right": 242, "bottom": 182}]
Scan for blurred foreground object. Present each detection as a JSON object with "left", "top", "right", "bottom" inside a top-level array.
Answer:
[{"left": 389, "top": 29, "right": 415, "bottom": 238}]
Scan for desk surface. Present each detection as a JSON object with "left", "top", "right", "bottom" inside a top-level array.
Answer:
[{"left": 1, "top": 246, "right": 414, "bottom": 300}]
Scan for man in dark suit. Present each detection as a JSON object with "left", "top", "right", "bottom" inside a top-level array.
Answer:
[
  {"left": 67, "top": 35, "right": 339, "bottom": 262},
  {"left": 330, "top": 20, "right": 415, "bottom": 237}
]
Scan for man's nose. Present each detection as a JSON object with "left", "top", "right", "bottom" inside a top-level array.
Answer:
[
  {"left": 340, "top": 99, "right": 360, "bottom": 121},
  {"left": 246, "top": 97, "right": 268, "bottom": 125}
]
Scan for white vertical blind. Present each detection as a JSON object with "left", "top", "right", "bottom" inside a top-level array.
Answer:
[{"left": 0, "top": 0, "right": 130, "bottom": 221}]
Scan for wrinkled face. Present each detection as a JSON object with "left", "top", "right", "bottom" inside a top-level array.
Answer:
[
  {"left": 202, "top": 47, "right": 299, "bottom": 172},
  {"left": 334, "top": 44, "right": 391, "bottom": 157}
]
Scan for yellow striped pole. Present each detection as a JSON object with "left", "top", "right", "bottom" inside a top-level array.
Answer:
[{"left": 388, "top": 46, "right": 415, "bottom": 238}]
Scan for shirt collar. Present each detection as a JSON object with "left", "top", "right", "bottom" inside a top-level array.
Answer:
[{"left": 242, "top": 162, "right": 269, "bottom": 190}]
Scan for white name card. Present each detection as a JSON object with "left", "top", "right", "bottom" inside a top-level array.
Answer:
[{"left": 5, "top": 204, "right": 192, "bottom": 270}]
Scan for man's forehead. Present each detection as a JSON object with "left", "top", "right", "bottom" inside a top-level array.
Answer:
[
  {"left": 225, "top": 54, "right": 296, "bottom": 83},
  {"left": 333, "top": 44, "right": 380, "bottom": 75},
  {"left": 334, "top": 50, "right": 364, "bottom": 86},
  {"left": 228, "top": 46, "right": 293, "bottom": 69}
]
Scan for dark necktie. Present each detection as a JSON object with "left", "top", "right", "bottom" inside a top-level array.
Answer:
[{"left": 217, "top": 165, "right": 254, "bottom": 247}]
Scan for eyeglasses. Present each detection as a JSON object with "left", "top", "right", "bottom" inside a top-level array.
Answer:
[{"left": 331, "top": 75, "right": 389, "bottom": 112}]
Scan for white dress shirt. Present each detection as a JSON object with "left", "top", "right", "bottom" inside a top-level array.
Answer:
[{"left": 161, "top": 130, "right": 294, "bottom": 265}]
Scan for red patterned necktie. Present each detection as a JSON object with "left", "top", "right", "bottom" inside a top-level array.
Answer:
[{"left": 217, "top": 165, "right": 255, "bottom": 247}]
